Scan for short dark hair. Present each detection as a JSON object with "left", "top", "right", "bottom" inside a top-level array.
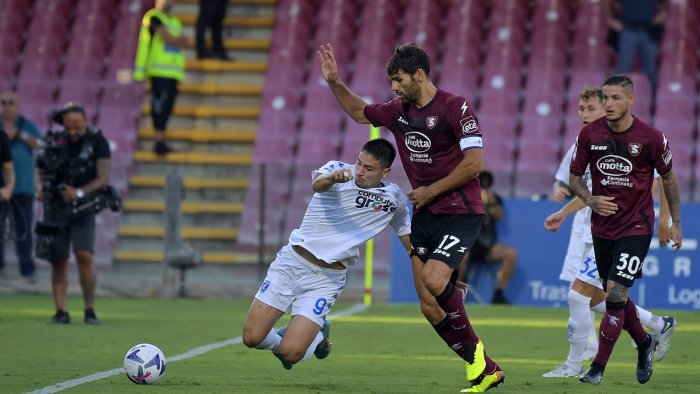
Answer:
[
  {"left": 386, "top": 43, "right": 431, "bottom": 77},
  {"left": 602, "top": 74, "right": 633, "bottom": 92},
  {"left": 52, "top": 102, "right": 86, "bottom": 125},
  {"left": 361, "top": 138, "right": 396, "bottom": 169}
]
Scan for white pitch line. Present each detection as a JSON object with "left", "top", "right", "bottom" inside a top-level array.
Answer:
[{"left": 26, "top": 303, "right": 369, "bottom": 394}]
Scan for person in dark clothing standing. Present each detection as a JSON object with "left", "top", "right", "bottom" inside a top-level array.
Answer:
[{"left": 196, "top": 0, "right": 232, "bottom": 60}]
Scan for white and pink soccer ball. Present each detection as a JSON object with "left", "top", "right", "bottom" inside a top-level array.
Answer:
[{"left": 123, "top": 343, "right": 167, "bottom": 384}]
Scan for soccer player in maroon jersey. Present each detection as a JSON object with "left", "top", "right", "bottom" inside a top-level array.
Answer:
[
  {"left": 569, "top": 75, "right": 683, "bottom": 385},
  {"left": 319, "top": 43, "right": 504, "bottom": 392}
]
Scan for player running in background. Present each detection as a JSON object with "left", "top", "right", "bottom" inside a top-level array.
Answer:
[
  {"left": 242, "top": 138, "right": 412, "bottom": 370},
  {"left": 569, "top": 75, "right": 683, "bottom": 385},
  {"left": 543, "top": 86, "right": 677, "bottom": 378},
  {"left": 319, "top": 42, "right": 503, "bottom": 393}
]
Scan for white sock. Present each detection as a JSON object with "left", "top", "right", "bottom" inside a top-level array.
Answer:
[
  {"left": 636, "top": 306, "right": 663, "bottom": 334},
  {"left": 587, "top": 310, "right": 598, "bottom": 347},
  {"left": 566, "top": 289, "right": 591, "bottom": 371},
  {"left": 590, "top": 300, "right": 606, "bottom": 313},
  {"left": 299, "top": 331, "right": 324, "bottom": 362},
  {"left": 256, "top": 328, "right": 282, "bottom": 353}
]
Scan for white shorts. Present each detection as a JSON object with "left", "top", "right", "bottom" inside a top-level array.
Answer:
[
  {"left": 559, "top": 235, "right": 603, "bottom": 289},
  {"left": 255, "top": 244, "right": 347, "bottom": 326}
]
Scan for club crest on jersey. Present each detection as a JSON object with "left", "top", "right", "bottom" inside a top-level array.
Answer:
[
  {"left": 426, "top": 116, "right": 438, "bottom": 129},
  {"left": 628, "top": 143, "right": 642, "bottom": 157}
]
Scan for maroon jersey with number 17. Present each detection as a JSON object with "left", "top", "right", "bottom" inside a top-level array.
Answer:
[
  {"left": 570, "top": 116, "right": 673, "bottom": 240},
  {"left": 364, "top": 89, "right": 484, "bottom": 215}
]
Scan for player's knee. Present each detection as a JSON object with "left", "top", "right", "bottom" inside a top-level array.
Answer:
[
  {"left": 241, "top": 326, "right": 262, "bottom": 348},
  {"left": 278, "top": 344, "right": 304, "bottom": 364},
  {"left": 606, "top": 285, "right": 628, "bottom": 304}
]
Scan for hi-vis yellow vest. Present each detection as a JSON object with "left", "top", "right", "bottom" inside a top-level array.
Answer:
[{"left": 133, "top": 9, "right": 185, "bottom": 81}]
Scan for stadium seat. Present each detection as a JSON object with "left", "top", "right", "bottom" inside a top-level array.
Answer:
[
  {"left": 628, "top": 73, "right": 652, "bottom": 120},
  {"left": 399, "top": 0, "right": 443, "bottom": 62},
  {"left": 16, "top": 79, "right": 57, "bottom": 106},
  {"left": 439, "top": 0, "right": 484, "bottom": 94},
  {"left": 102, "top": 83, "right": 145, "bottom": 107},
  {"left": 62, "top": 57, "right": 106, "bottom": 82},
  {"left": 57, "top": 81, "right": 102, "bottom": 106},
  {"left": 253, "top": 110, "right": 299, "bottom": 164}
]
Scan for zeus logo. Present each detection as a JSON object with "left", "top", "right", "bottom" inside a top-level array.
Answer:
[{"left": 460, "top": 101, "right": 468, "bottom": 116}]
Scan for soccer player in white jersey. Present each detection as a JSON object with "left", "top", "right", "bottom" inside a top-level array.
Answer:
[
  {"left": 542, "top": 86, "right": 677, "bottom": 378},
  {"left": 242, "top": 138, "right": 412, "bottom": 369}
]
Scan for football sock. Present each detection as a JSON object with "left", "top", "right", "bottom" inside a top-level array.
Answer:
[
  {"left": 624, "top": 298, "right": 649, "bottom": 346},
  {"left": 593, "top": 301, "right": 625, "bottom": 367},
  {"left": 635, "top": 305, "right": 663, "bottom": 334},
  {"left": 587, "top": 310, "right": 599, "bottom": 348},
  {"left": 566, "top": 289, "right": 591, "bottom": 369},
  {"left": 256, "top": 328, "right": 282, "bottom": 352},
  {"left": 483, "top": 354, "right": 498, "bottom": 375},
  {"left": 590, "top": 300, "right": 606, "bottom": 313},
  {"left": 436, "top": 282, "right": 478, "bottom": 347},
  {"left": 300, "top": 331, "right": 324, "bottom": 362}
]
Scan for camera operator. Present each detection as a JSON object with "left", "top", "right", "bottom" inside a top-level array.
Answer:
[{"left": 37, "top": 103, "right": 111, "bottom": 325}]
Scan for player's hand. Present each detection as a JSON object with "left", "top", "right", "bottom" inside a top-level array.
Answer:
[
  {"left": 0, "top": 187, "right": 10, "bottom": 201},
  {"left": 669, "top": 223, "right": 682, "bottom": 252},
  {"left": 408, "top": 186, "right": 435, "bottom": 211},
  {"left": 455, "top": 281, "right": 469, "bottom": 299},
  {"left": 588, "top": 195, "right": 617, "bottom": 216},
  {"left": 544, "top": 211, "right": 566, "bottom": 232},
  {"left": 61, "top": 185, "right": 78, "bottom": 202},
  {"left": 551, "top": 183, "right": 571, "bottom": 202},
  {"left": 329, "top": 168, "right": 353, "bottom": 184},
  {"left": 609, "top": 19, "right": 624, "bottom": 32},
  {"left": 657, "top": 221, "right": 671, "bottom": 247},
  {"left": 318, "top": 43, "right": 339, "bottom": 83}
]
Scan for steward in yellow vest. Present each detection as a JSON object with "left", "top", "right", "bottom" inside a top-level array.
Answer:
[{"left": 133, "top": 0, "right": 188, "bottom": 155}]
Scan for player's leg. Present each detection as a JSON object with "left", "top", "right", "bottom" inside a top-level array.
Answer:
[
  {"left": 411, "top": 256, "right": 446, "bottom": 325},
  {"left": 242, "top": 298, "right": 285, "bottom": 349},
  {"left": 485, "top": 243, "right": 516, "bottom": 304}
]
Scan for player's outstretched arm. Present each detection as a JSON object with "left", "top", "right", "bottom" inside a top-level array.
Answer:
[
  {"left": 660, "top": 170, "right": 683, "bottom": 251},
  {"left": 312, "top": 168, "right": 354, "bottom": 193},
  {"left": 544, "top": 197, "right": 587, "bottom": 232},
  {"left": 318, "top": 44, "right": 370, "bottom": 124}
]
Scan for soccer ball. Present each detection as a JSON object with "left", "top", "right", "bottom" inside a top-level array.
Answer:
[{"left": 123, "top": 343, "right": 167, "bottom": 384}]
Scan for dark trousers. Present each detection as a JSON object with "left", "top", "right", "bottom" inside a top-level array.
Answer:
[
  {"left": 0, "top": 194, "right": 36, "bottom": 277},
  {"left": 150, "top": 77, "right": 179, "bottom": 132},
  {"left": 196, "top": 0, "right": 228, "bottom": 54}
]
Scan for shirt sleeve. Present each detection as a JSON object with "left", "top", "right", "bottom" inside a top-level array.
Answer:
[
  {"left": 447, "top": 96, "right": 483, "bottom": 151},
  {"left": 0, "top": 132, "right": 12, "bottom": 163},
  {"left": 311, "top": 160, "right": 349, "bottom": 190},
  {"left": 555, "top": 144, "right": 576, "bottom": 185},
  {"left": 364, "top": 100, "right": 398, "bottom": 129},
  {"left": 651, "top": 131, "right": 673, "bottom": 176},
  {"left": 390, "top": 191, "right": 412, "bottom": 236},
  {"left": 95, "top": 133, "right": 111, "bottom": 160},
  {"left": 569, "top": 128, "right": 590, "bottom": 177}
]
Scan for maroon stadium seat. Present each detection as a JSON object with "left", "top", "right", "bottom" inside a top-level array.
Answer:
[
  {"left": 439, "top": 0, "right": 484, "bottom": 94},
  {"left": 101, "top": 83, "right": 145, "bottom": 107},
  {"left": 16, "top": 79, "right": 57, "bottom": 106},
  {"left": 57, "top": 81, "right": 102, "bottom": 106},
  {"left": 399, "top": 0, "right": 443, "bottom": 62}
]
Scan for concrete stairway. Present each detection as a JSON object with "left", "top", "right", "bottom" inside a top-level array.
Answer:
[{"left": 114, "top": 0, "right": 277, "bottom": 266}]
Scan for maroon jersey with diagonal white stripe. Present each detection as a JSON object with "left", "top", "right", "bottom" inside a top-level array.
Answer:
[
  {"left": 364, "top": 89, "right": 484, "bottom": 215},
  {"left": 570, "top": 116, "right": 673, "bottom": 239}
]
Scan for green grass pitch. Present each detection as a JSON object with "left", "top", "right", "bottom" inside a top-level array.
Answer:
[{"left": 1, "top": 294, "right": 698, "bottom": 393}]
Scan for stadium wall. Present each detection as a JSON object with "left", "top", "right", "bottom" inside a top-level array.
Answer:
[{"left": 390, "top": 200, "right": 700, "bottom": 311}]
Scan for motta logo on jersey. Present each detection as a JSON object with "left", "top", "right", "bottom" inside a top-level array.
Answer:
[
  {"left": 355, "top": 190, "right": 396, "bottom": 212},
  {"left": 596, "top": 155, "right": 632, "bottom": 176},
  {"left": 405, "top": 132, "right": 431, "bottom": 153}
]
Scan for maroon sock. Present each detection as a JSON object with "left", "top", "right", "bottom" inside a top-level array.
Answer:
[
  {"left": 484, "top": 354, "right": 498, "bottom": 374},
  {"left": 434, "top": 315, "right": 467, "bottom": 358},
  {"left": 593, "top": 301, "right": 626, "bottom": 367},
  {"left": 623, "top": 298, "right": 649, "bottom": 346},
  {"left": 436, "top": 283, "right": 478, "bottom": 346}
]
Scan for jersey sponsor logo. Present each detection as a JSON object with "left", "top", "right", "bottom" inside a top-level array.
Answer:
[
  {"left": 590, "top": 144, "right": 608, "bottom": 151},
  {"left": 600, "top": 176, "right": 633, "bottom": 188},
  {"left": 662, "top": 149, "right": 673, "bottom": 165},
  {"left": 398, "top": 116, "right": 409, "bottom": 125},
  {"left": 355, "top": 190, "right": 397, "bottom": 212},
  {"left": 460, "top": 116, "right": 478, "bottom": 134},
  {"left": 405, "top": 131, "right": 431, "bottom": 153},
  {"left": 426, "top": 116, "right": 438, "bottom": 129},
  {"left": 628, "top": 143, "right": 642, "bottom": 157},
  {"left": 596, "top": 155, "right": 632, "bottom": 176}
]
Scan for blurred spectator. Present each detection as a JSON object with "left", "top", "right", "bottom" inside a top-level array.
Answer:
[
  {"left": 134, "top": 0, "right": 187, "bottom": 156},
  {"left": 463, "top": 171, "right": 517, "bottom": 305},
  {"left": 196, "top": 0, "right": 232, "bottom": 60},
  {"left": 603, "top": 0, "right": 669, "bottom": 91},
  {"left": 1, "top": 92, "right": 32, "bottom": 280}
]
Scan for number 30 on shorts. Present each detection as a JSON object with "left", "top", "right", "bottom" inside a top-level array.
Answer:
[{"left": 616, "top": 253, "right": 642, "bottom": 276}]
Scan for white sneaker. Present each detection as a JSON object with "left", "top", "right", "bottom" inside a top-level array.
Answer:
[
  {"left": 655, "top": 316, "right": 677, "bottom": 361},
  {"left": 582, "top": 342, "right": 598, "bottom": 360},
  {"left": 543, "top": 363, "right": 582, "bottom": 378}
]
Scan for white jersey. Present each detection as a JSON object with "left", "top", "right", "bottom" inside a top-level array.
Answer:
[
  {"left": 556, "top": 144, "right": 593, "bottom": 243},
  {"left": 288, "top": 161, "right": 412, "bottom": 267}
]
